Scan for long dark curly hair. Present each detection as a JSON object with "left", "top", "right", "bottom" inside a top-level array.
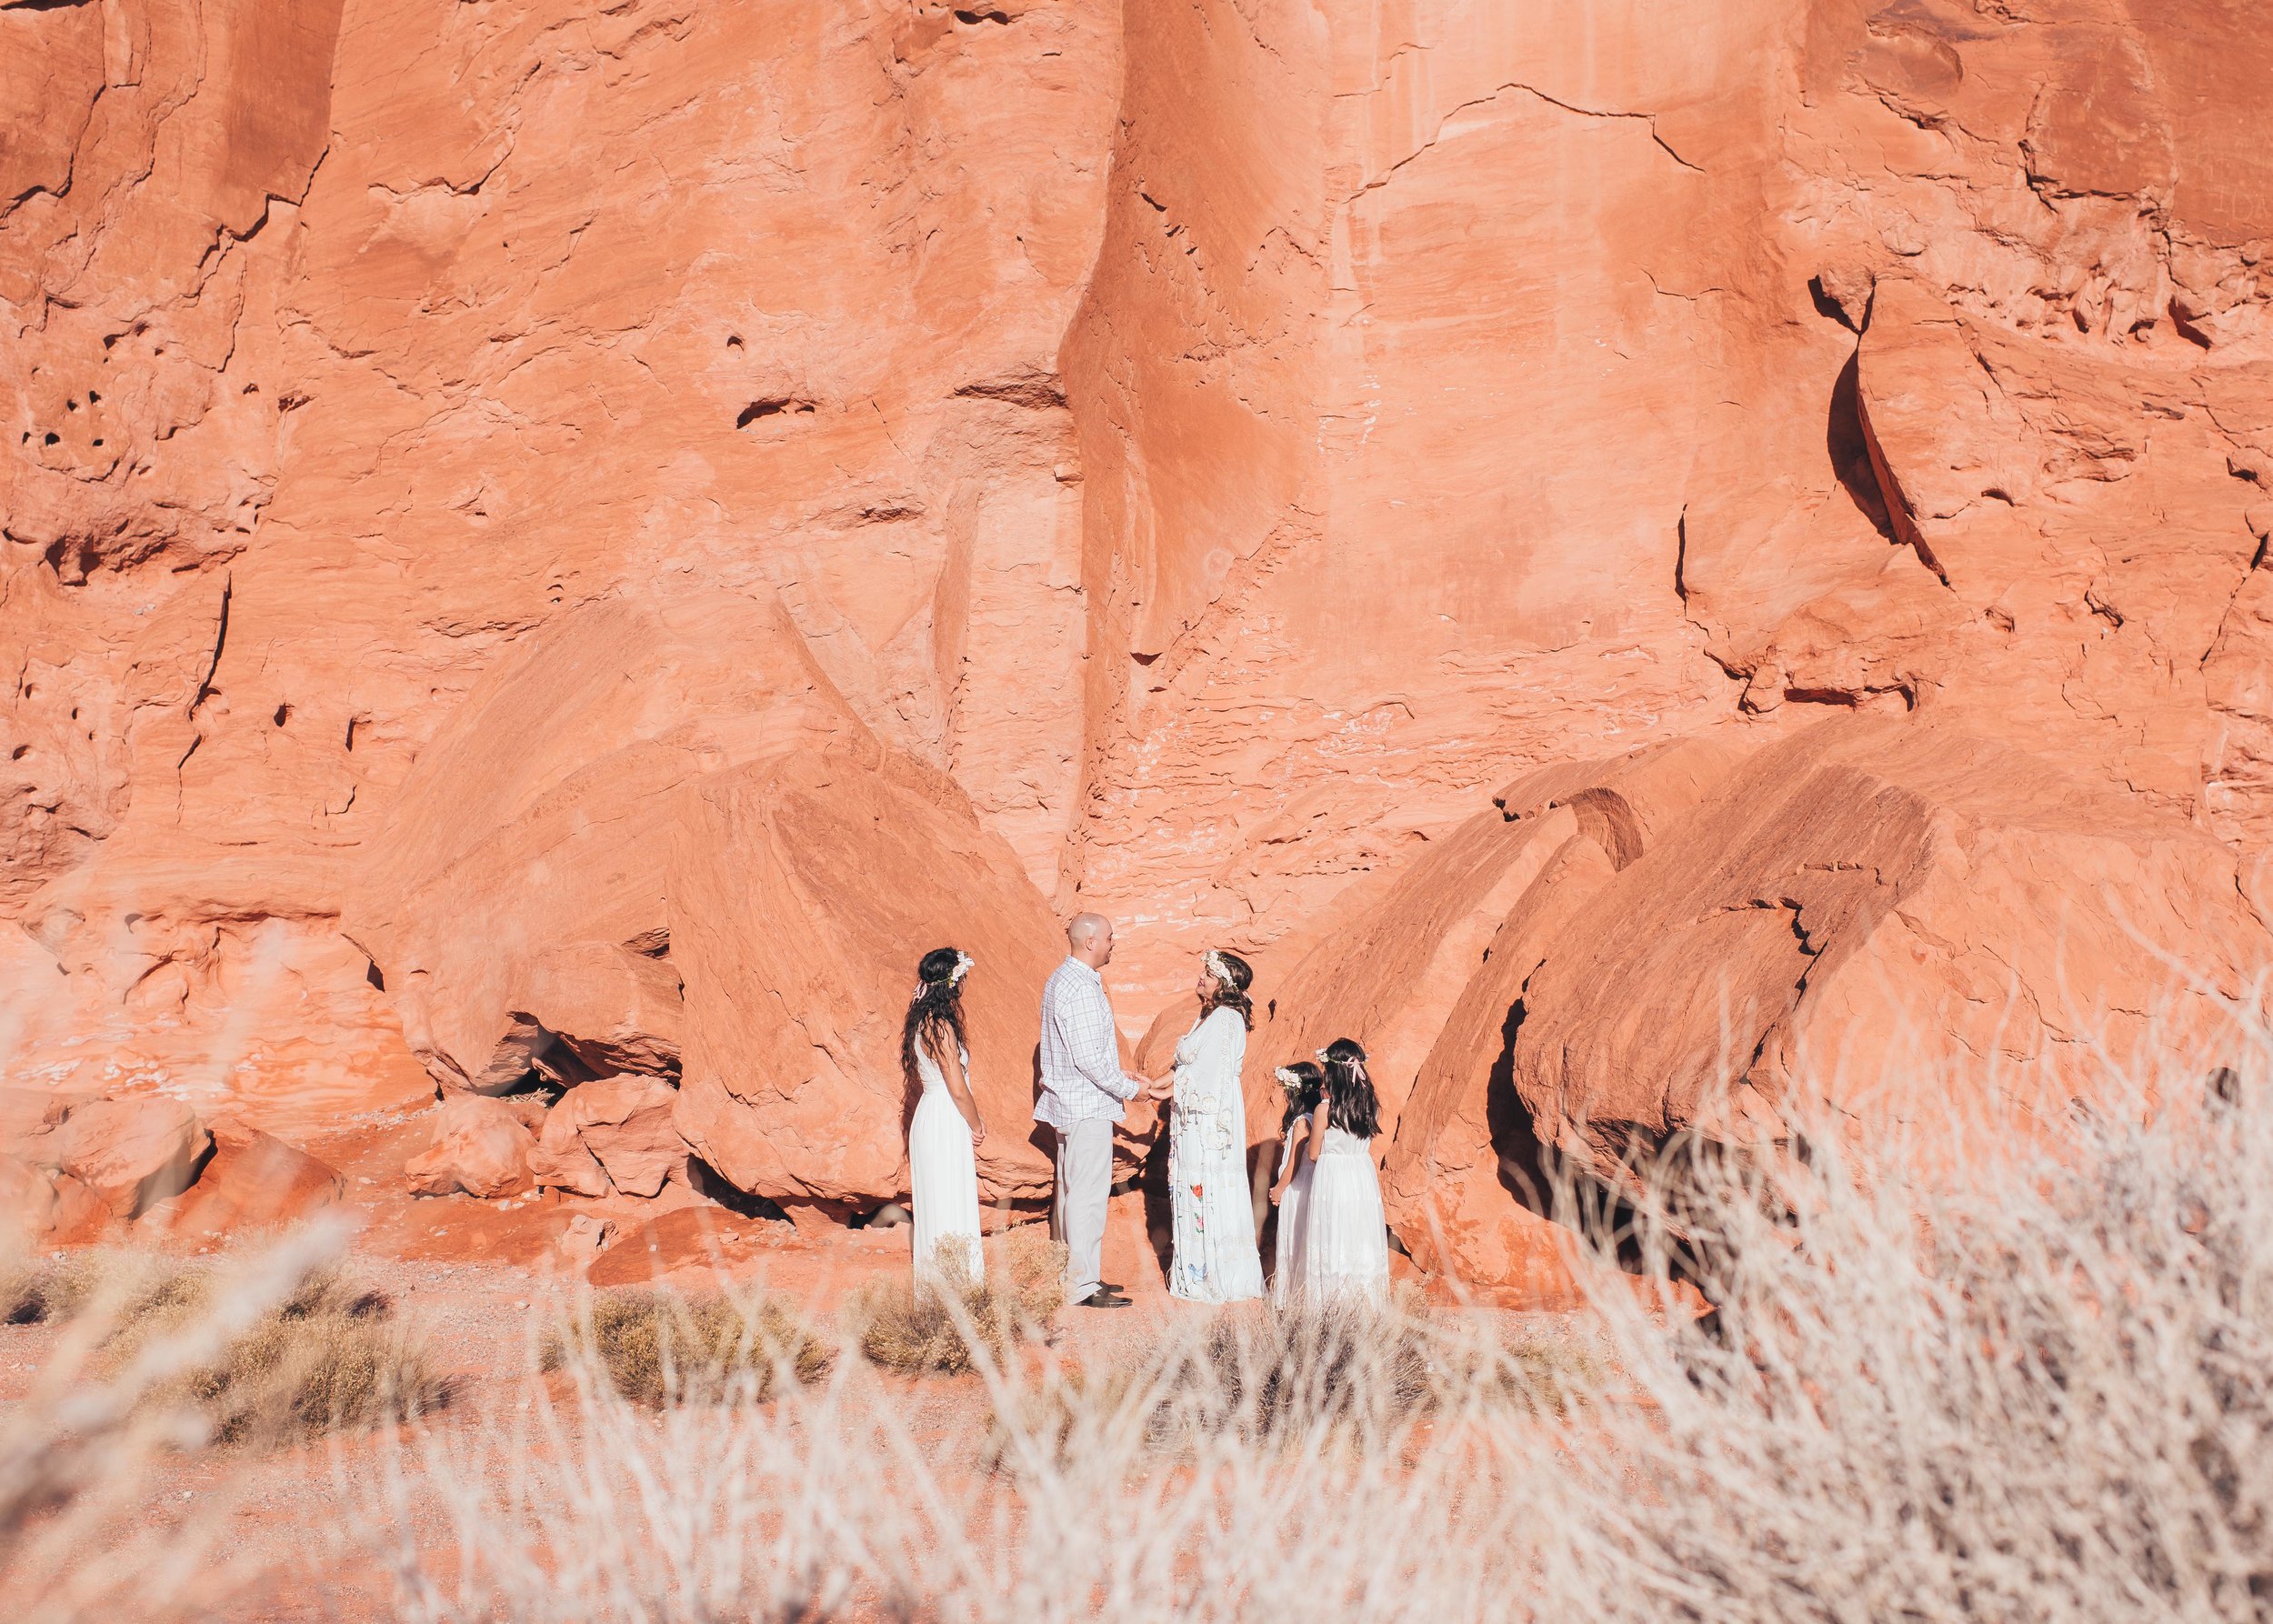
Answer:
[
  {"left": 901, "top": 947, "right": 970, "bottom": 1106},
  {"left": 1200, "top": 948, "right": 1256, "bottom": 1030},
  {"left": 1320, "top": 1038, "right": 1380, "bottom": 1139},
  {"left": 1276, "top": 1059, "right": 1324, "bottom": 1134}
]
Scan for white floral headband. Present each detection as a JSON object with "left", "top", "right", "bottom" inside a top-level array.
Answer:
[
  {"left": 911, "top": 951, "right": 974, "bottom": 1002},
  {"left": 1273, "top": 1066, "right": 1304, "bottom": 1087},
  {"left": 1204, "top": 947, "right": 1237, "bottom": 985}
]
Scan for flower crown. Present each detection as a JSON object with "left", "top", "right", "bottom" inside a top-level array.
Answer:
[
  {"left": 911, "top": 951, "right": 974, "bottom": 1002},
  {"left": 1273, "top": 1066, "right": 1305, "bottom": 1088},
  {"left": 1204, "top": 947, "right": 1237, "bottom": 987}
]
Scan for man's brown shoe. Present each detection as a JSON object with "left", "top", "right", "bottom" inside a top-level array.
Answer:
[{"left": 1078, "top": 1289, "right": 1132, "bottom": 1308}]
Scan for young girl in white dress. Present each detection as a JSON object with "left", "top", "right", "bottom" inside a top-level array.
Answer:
[
  {"left": 1160, "top": 948, "right": 1267, "bottom": 1303},
  {"left": 904, "top": 947, "right": 986, "bottom": 1286},
  {"left": 1267, "top": 1060, "right": 1324, "bottom": 1305},
  {"left": 1298, "top": 1038, "right": 1391, "bottom": 1305}
]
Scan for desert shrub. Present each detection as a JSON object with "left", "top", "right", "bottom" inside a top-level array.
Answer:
[
  {"left": 1523, "top": 1071, "right": 2273, "bottom": 1623},
  {"left": 557, "top": 1288, "right": 833, "bottom": 1406},
  {"left": 854, "top": 1228, "right": 1065, "bottom": 1376},
  {"left": 1161, "top": 1291, "right": 1435, "bottom": 1444},
  {"left": 4, "top": 1246, "right": 201, "bottom": 1328},
  {"left": 167, "top": 1270, "right": 442, "bottom": 1443},
  {"left": 4, "top": 1246, "right": 439, "bottom": 1443}
]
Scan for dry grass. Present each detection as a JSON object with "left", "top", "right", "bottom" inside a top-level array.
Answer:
[
  {"left": 3, "top": 1247, "right": 202, "bottom": 1328},
  {"left": 5, "top": 1244, "right": 440, "bottom": 1444},
  {"left": 851, "top": 1227, "right": 1066, "bottom": 1376},
  {"left": 550, "top": 1288, "right": 833, "bottom": 1406}
]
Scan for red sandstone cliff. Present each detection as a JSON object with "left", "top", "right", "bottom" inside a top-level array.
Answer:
[{"left": 5, "top": 1, "right": 2269, "bottom": 1294}]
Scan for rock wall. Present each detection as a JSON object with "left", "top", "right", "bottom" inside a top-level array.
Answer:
[{"left": 5, "top": 1, "right": 2272, "bottom": 1285}]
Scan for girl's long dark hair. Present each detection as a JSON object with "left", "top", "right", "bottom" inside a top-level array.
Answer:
[
  {"left": 1201, "top": 949, "right": 1256, "bottom": 1030},
  {"left": 1277, "top": 1060, "right": 1324, "bottom": 1134},
  {"left": 902, "top": 947, "right": 970, "bottom": 1106},
  {"left": 1320, "top": 1038, "right": 1380, "bottom": 1138}
]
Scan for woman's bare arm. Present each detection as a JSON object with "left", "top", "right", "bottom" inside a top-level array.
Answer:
[
  {"left": 1306, "top": 1098, "right": 1331, "bottom": 1165},
  {"left": 1270, "top": 1119, "right": 1309, "bottom": 1202},
  {"left": 938, "top": 1037, "right": 986, "bottom": 1145}
]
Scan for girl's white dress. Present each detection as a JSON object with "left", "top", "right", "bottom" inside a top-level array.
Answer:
[
  {"left": 1271, "top": 1123, "right": 1316, "bottom": 1305},
  {"left": 908, "top": 1037, "right": 983, "bottom": 1284},
  {"left": 1297, "top": 1126, "right": 1389, "bottom": 1304},
  {"left": 1167, "top": 1007, "right": 1267, "bottom": 1303}
]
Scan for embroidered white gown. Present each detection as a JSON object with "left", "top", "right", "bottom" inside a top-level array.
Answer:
[
  {"left": 1271, "top": 1122, "right": 1316, "bottom": 1305},
  {"left": 909, "top": 1037, "right": 983, "bottom": 1285},
  {"left": 1167, "top": 1007, "right": 1266, "bottom": 1303},
  {"left": 1297, "top": 1126, "right": 1389, "bottom": 1305}
]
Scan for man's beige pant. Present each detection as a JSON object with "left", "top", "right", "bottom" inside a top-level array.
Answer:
[{"left": 1053, "top": 1117, "right": 1115, "bottom": 1303}]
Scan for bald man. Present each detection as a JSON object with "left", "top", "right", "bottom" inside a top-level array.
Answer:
[{"left": 1036, "top": 912, "right": 1146, "bottom": 1308}]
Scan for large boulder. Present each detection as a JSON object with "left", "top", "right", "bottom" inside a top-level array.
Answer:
[
  {"left": 151, "top": 1115, "right": 345, "bottom": 1238},
  {"left": 527, "top": 1078, "right": 685, "bottom": 1199},
  {"left": 669, "top": 744, "right": 1064, "bottom": 1208},
  {"left": 345, "top": 589, "right": 862, "bottom": 1097},
  {"left": 404, "top": 1095, "right": 536, "bottom": 1199},
  {"left": 0, "top": 1154, "right": 55, "bottom": 1239},
  {"left": 23, "top": 1097, "right": 211, "bottom": 1221},
  {"left": 1509, "top": 716, "right": 2270, "bottom": 1179}
]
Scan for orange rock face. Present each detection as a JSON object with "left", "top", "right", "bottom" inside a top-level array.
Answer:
[{"left": 5, "top": 1, "right": 2273, "bottom": 1295}]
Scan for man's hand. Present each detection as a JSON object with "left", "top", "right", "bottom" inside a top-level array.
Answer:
[{"left": 1141, "top": 1073, "right": 1174, "bottom": 1102}]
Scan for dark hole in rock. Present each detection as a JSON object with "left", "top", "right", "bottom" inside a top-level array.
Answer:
[
  {"left": 1827, "top": 352, "right": 1896, "bottom": 543},
  {"left": 686, "top": 1158, "right": 792, "bottom": 1222},
  {"left": 736, "top": 397, "right": 814, "bottom": 428}
]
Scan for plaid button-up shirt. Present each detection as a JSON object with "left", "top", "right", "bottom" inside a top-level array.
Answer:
[{"left": 1034, "top": 956, "right": 1140, "bottom": 1129}]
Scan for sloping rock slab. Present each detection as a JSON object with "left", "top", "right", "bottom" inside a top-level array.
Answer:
[
  {"left": 150, "top": 1115, "right": 345, "bottom": 1238},
  {"left": 670, "top": 745, "right": 1062, "bottom": 1208}
]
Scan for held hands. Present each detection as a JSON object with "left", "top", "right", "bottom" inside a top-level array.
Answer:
[
  {"left": 1268, "top": 1180, "right": 1287, "bottom": 1206},
  {"left": 1142, "top": 1071, "right": 1175, "bottom": 1102}
]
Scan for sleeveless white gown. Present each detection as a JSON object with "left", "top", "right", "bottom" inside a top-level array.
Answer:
[
  {"left": 1297, "top": 1126, "right": 1389, "bottom": 1305},
  {"left": 1271, "top": 1123, "right": 1316, "bottom": 1305},
  {"left": 909, "top": 1038, "right": 983, "bottom": 1285},
  {"left": 1167, "top": 1007, "right": 1266, "bottom": 1303}
]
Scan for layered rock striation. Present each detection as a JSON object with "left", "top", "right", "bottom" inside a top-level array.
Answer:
[{"left": 5, "top": 1, "right": 2271, "bottom": 1289}]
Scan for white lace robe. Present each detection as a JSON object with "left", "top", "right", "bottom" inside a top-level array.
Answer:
[{"left": 1167, "top": 1007, "right": 1266, "bottom": 1303}]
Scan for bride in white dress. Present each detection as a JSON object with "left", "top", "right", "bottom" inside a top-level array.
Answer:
[
  {"left": 905, "top": 947, "right": 986, "bottom": 1285},
  {"left": 1298, "top": 1037, "right": 1391, "bottom": 1305},
  {"left": 1152, "top": 948, "right": 1266, "bottom": 1304}
]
